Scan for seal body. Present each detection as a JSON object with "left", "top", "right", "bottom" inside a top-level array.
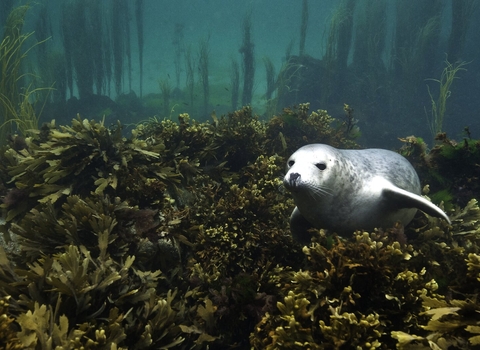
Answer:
[{"left": 284, "top": 144, "right": 450, "bottom": 243}]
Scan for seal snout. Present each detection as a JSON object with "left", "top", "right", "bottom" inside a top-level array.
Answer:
[{"left": 285, "top": 172, "right": 301, "bottom": 189}]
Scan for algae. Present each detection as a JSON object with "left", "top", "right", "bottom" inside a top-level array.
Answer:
[{"left": 0, "top": 104, "right": 479, "bottom": 348}]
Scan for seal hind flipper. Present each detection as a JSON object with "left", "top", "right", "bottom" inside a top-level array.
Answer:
[
  {"left": 290, "top": 207, "right": 315, "bottom": 245},
  {"left": 381, "top": 179, "right": 451, "bottom": 224}
]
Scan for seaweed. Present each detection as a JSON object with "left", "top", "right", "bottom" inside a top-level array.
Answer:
[
  {"left": 1, "top": 116, "right": 179, "bottom": 223},
  {"left": 265, "top": 103, "right": 359, "bottom": 157},
  {"left": 0, "top": 296, "right": 22, "bottom": 349},
  {"left": 400, "top": 134, "right": 480, "bottom": 210},
  {"left": 1, "top": 104, "right": 480, "bottom": 348}
]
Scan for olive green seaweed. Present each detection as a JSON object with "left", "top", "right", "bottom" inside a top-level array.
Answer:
[{"left": 1, "top": 104, "right": 480, "bottom": 348}]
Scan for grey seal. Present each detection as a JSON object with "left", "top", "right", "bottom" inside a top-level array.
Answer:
[{"left": 283, "top": 144, "right": 451, "bottom": 243}]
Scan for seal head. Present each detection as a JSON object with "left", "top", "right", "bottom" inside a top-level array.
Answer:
[{"left": 284, "top": 144, "right": 451, "bottom": 244}]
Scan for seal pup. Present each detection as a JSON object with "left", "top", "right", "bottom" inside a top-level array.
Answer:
[{"left": 283, "top": 144, "right": 451, "bottom": 244}]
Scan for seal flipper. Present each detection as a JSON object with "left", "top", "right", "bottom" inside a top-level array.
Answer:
[
  {"left": 380, "top": 179, "right": 451, "bottom": 224},
  {"left": 290, "top": 207, "right": 315, "bottom": 245}
]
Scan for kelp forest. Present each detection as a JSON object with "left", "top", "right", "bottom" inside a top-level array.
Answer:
[
  {"left": 1, "top": 1, "right": 480, "bottom": 146},
  {"left": 2, "top": 1, "right": 480, "bottom": 349}
]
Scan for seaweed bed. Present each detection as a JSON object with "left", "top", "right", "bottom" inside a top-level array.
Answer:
[{"left": 1, "top": 104, "right": 480, "bottom": 349}]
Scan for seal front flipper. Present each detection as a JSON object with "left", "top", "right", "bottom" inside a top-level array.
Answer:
[
  {"left": 290, "top": 207, "right": 315, "bottom": 245},
  {"left": 380, "top": 178, "right": 451, "bottom": 224}
]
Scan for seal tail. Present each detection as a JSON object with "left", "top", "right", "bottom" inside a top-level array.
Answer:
[{"left": 381, "top": 179, "right": 451, "bottom": 224}]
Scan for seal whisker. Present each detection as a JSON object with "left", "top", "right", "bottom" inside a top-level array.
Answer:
[
  {"left": 309, "top": 185, "right": 332, "bottom": 198},
  {"left": 317, "top": 186, "right": 333, "bottom": 196}
]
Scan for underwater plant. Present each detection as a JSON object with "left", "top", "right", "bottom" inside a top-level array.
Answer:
[
  {"left": 1, "top": 116, "right": 178, "bottom": 223},
  {"left": 135, "top": 0, "right": 144, "bottom": 98},
  {"left": 197, "top": 37, "right": 210, "bottom": 117},
  {"left": 425, "top": 59, "right": 468, "bottom": 143},
  {"left": 399, "top": 133, "right": 480, "bottom": 209},
  {"left": 240, "top": 11, "right": 255, "bottom": 106},
  {"left": 184, "top": 45, "right": 196, "bottom": 108},
  {"left": 1, "top": 103, "right": 480, "bottom": 348},
  {"left": 159, "top": 79, "right": 172, "bottom": 118},
  {"left": 111, "top": 0, "right": 130, "bottom": 96},
  {"left": 230, "top": 58, "right": 240, "bottom": 111},
  {"left": 0, "top": 237, "right": 192, "bottom": 349},
  {"left": 298, "top": 0, "right": 308, "bottom": 56},
  {"left": 265, "top": 103, "right": 359, "bottom": 157},
  {"left": 263, "top": 56, "right": 276, "bottom": 101},
  {"left": 0, "top": 5, "right": 49, "bottom": 144},
  {"left": 172, "top": 23, "right": 185, "bottom": 89},
  {"left": 322, "top": 0, "right": 355, "bottom": 106},
  {"left": 447, "top": 0, "right": 478, "bottom": 63}
]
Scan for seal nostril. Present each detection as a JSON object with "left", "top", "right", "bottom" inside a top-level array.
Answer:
[
  {"left": 288, "top": 172, "right": 301, "bottom": 187},
  {"left": 290, "top": 172, "right": 300, "bottom": 181}
]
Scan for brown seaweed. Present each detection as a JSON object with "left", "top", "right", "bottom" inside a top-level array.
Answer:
[{"left": 1, "top": 105, "right": 480, "bottom": 348}]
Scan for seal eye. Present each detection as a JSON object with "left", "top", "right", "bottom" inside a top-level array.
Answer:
[
  {"left": 316, "top": 163, "right": 326, "bottom": 170},
  {"left": 288, "top": 160, "right": 295, "bottom": 167}
]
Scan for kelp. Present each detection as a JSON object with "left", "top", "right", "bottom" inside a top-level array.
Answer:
[
  {"left": 400, "top": 134, "right": 480, "bottom": 209},
  {"left": 391, "top": 291, "right": 480, "bottom": 349},
  {"left": 251, "top": 212, "right": 480, "bottom": 349},
  {"left": 1, "top": 116, "right": 178, "bottom": 223},
  {"left": 2, "top": 105, "right": 480, "bottom": 348},
  {"left": 0, "top": 296, "right": 22, "bottom": 349},
  {"left": 0, "top": 238, "right": 193, "bottom": 348},
  {"left": 19, "top": 215, "right": 179, "bottom": 347},
  {"left": 266, "top": 103, "right": 359, "bottom": 157}
]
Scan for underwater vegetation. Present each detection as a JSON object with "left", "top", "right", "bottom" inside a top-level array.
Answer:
[
  {"left": 400, "top": 133, "right": 480, "bottom": 211},
  {"left": 0, "top": 5, "right": 49, "bottom": 146},
  {"left": 1, "top": 104, "right": 480, "bottom": 348},
  {"left": 5, "top": 0, "right": 480, "bottom": 151}
]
